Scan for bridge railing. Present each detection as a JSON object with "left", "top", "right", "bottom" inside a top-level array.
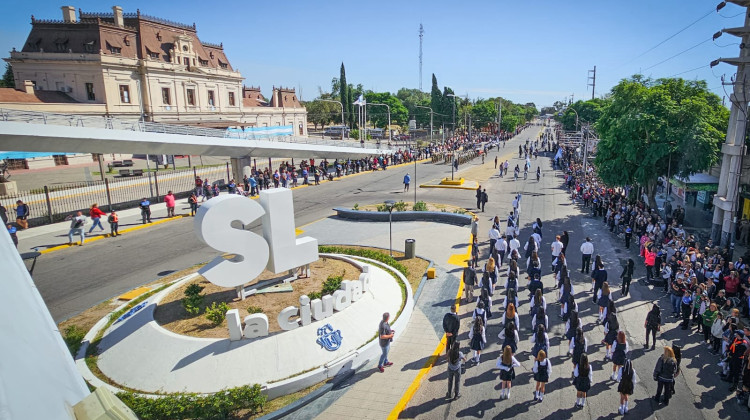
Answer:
[{"left": 0, "top": 108, "right": 393, "bottom": 151}]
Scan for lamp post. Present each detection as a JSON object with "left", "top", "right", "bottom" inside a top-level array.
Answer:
[
  {"left": 367, "top": 103, "right": 391, "bottom": 144},
  {"left": 318, "top": 99, "right": 345, "bottom": 139},
  {"left": 384, "top": 200, "right": 396, "bottom": 256}
]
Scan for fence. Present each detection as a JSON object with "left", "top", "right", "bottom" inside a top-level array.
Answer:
[{"left": 0, "top": 165, "right": 228, "bottom": 227}]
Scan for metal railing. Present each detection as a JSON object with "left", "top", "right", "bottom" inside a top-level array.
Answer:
[{"left": 0, "top": 108, "right": 393, "bottom": 150}]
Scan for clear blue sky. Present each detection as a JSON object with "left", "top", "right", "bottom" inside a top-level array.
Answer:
[{"left": 0, "top": 0, "right": 744, "bottom": 107}]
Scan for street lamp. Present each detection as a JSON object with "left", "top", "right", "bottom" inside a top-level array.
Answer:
[
  {"left": 384, "top": 200, "right": 396, "bottom": 256},
  {"left": 367, "top": 103, "right": 391, "bottom": 145},
  {"left": 318, "top": 99, "right": 345, "bottom": 139}
]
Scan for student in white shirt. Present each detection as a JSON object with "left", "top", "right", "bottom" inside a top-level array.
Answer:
[
  {"left": 497, "top": 345, "right": 521, "bottom": 400},
  {"left": 532, "top": 349, "right": 553, "bottom": 401}
]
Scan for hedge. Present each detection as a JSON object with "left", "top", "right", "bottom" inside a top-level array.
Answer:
[{"left": 318, "top": 246, "right": 409, "bottom": 277}]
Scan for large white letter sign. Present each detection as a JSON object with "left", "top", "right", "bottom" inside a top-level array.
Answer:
[
  {"left": 194, "top": 195, "right": 269, "bottom": 288},
  {"left": 259, "top": 189, "right": 318, "bottom": 273}
]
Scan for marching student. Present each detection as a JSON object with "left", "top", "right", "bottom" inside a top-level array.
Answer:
[
  {"left": 501, "top": 303, "right": 520, "bottom": 330},
  {"left": 507, "top": 259, "right": 521, "bottom": 284},
  {"left": 478, "top": 286, "right": 492, "bottom": 318},
  {"left": 603, "top": 301, "right": 619, "bottom": 360},
  {"left": 562, "top": 293, "right": 578, "bottom": 323},
  {"left": 531, "top": 306, "right": 549, "bottom": 331},
  {"left": 468, "top": 316, "right": 486, "bottom": 365},
  {"left": 597, "top": 282, "right": 612, "bottom": 321},
  {"left": 569, "top": 327, "right": 589, "bottom": 368},
  {"left": 574, "top": 353, "right": 593, "bottom": 408},
  {"left": 497, "top": 345, "right": 521, "bottom": 400},
  {"left": 566, "top": 310, "right": 581, "bottom": 344},
  {"left": 617, "top": 359, "right": 637, "bottom": 414},
  {"left": 499, "top": 321, "right": 521, "bottom": 354},
  {"left": 473, "top": 300, "right": 488, "bottom": 325},
  {"left": 533, "top": 349, "right": 552, "bottom": 402},
  {"left": 485, "top": 257, "right": 499, "bottom": 294},
  {"left": 504, "top": 287, "right": 519, "bottom": 312},
  {"left": 446, "top": 340, "right": 465, "bottom": 400},
  {"left": 558, "top": 272, "right": 575, "bottom": 306},
  {"left": 530, "top": 288, "right": 547, "bottom": 315},
  {"left": 611, "top": 331, "right": 629, "bottom": 381},
  {"left": 531, "top": 324, "right": 550, "bottom": 358}
]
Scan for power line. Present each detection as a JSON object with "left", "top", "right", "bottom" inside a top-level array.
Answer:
[
  {"left": 669, "top": 64, "right": 710, "bottom": 77},
  {"left": 622, "top": 8, "right": 715, "bottom": 66},
  {"left": 643, "top": 37, "right": 712, "bottom": 71}
]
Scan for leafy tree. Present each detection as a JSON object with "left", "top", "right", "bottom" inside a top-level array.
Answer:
[
  {"left": 470, "top": 99, "right": 498, "bottom": 130},
  {"left": 595, "top": 76, "right": 729, "bottom": 209},
  {"left": 364, "top": 92, "right": 408, "bottom": 127},
  {"left": 339, "top": 63, "right": 351, "bottom": 128},
  {"left": 560, "top": 98, "right": 608, "bottom": 131},
  {"left": 397, "top": 88, "right": 431, "bottom": 128},
  {"left": 442, "top": 86, "right": 456, "bottom": 128},
  {"left": 552, "top": 100, "right": 567, "bottom": 113},
  {"left": 0, "top": 64, "right": 13, "bottom": 88},
  {"left": 305, "top": 100, "right": 339, "bottom": 129},
  {"left": 430, "top": 74, "right": 444, "bottom": 126}
]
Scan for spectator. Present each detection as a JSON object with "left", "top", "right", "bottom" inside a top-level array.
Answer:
[
  {"left": 88, "top": 203, "right": 106, "bottom": 234},
  {"left": 67, "top": 211, "right": 86, "bottom": 246},
  {"left": 15, "top": 200, "right": 29, "bottom": 230},
  {"left": 107, "top": 211, "right": 119, "bottom": 237},
  {"left": 6, "top": 223, "right": 18, "bottom": 248},
  {"left": 139, "top": 198, "right": 152, "bottom": 224},
  {"left": 377, "top": 312, "right": 394, "bottom": 373},
  {"left": 164, "top": 191, "right": 176, "bottom": 217}
]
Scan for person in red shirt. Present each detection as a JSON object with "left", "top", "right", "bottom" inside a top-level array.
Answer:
[
  {"left": 88, "top": 203, "right": 107, "bottom": 234},
  {"left": 644, "top": 245, "right": 656, "bottom": 284},
  {"left": 164, "top": 191, "right": 176, "bottom": 217},
  {"left": 724, "top": 271, "right": 741, "bottom": 297}
]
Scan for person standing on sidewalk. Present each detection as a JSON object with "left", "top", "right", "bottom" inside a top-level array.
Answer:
[
  {"left": 481, "top": 189, "right": 488, "bottom": 213},
  {"left": 67, "top": 211, "right": 86, "bottom": 246},
  {"left": 164, "top": 191, "right": 176, "bottom": 217},
  {"left": 107, "top": 211, "right": 119, "bottom": 237},
  {"left": 653, "top": 346, "right": 678, "bottom": 405},
  {"left": 139, "top": 198, "right": 152, "bottom": 224},
  {"left": 88, "top": 203, "right": 106, "bottom": 234},
  {"left": 443, "top": 304, "right": 460, "bottom": 352},
  {"left": 188, "top": 192, "right": 198, "bottom": 216},
  {"left": 580, "top": 237, "right": 594, "bottom": 274},
  {"left": 446, "top": 341, "right": 465, "bottom": 400},
  {"left": 377, "top": 312, "right": 394, "bottom": 373},
  {"left": 15, "top": 200, "right": 29, "bottom": 230},
  {"left": 476, "top": 185, "right": 482, "bottom": 210}
]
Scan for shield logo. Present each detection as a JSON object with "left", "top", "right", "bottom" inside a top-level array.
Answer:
[{"left": 316, "top": 324, "right": 343, "bottom": 351}]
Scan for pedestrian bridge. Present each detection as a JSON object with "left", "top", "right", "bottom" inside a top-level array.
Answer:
[{"left": 0, "top": 108, "right": 391, "bottom": 159}]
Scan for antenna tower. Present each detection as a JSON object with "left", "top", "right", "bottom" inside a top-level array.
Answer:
[{"left": 419, "top": 23, "right": 424, "bottom": 91}]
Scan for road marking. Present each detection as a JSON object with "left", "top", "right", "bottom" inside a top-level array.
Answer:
[
  {"left": 387, "top": 243, "right": 467, "bottom": 420},
  {"left": 447, "top": 234, "right": 473, "bottom": 267},
  {"left": 38, "top": 214, "right": 186, "bottom": 255},
  {"left": 118, "top": 286, "right": 152, "bottom": 301}
]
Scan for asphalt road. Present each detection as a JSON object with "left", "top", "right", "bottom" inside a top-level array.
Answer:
[
  {"left": 400, "top": 134, "right": 746, "bottom": 419},
  {"left": 34, "top": 134, "right": 537, "bottom": 323}
]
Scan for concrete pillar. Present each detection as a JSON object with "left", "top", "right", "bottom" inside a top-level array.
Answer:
[{"left": 230, "top": 157, "right": 253, "bottom": 187}]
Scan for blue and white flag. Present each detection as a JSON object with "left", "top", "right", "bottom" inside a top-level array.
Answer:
[{"left": 554, "top": 148, "right": 563, "bottom": 160}]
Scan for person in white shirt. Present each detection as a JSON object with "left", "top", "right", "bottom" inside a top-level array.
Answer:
[
  {"left": 580, "top": 237, "right": 594, "bottom": 274},
  {"left": 497, "top": 345, "right": 521, "bottom": 400},
  {"left": 616, "top": 359, "right": 638, "bottom": 414},
  {"left": 509, "top": 235, "right": 521, "bottom": 260},
  {"left": 574, "top": 354, "right": 594, "bottom": 407},
  {"left": 551, "top": 235, "right": 564, "bottom": 270},
  {"left": 488, "top": 225, "right": 501, "bottom": 260},
  {"left": 495, "top": 236, "right": 508, "bottom": 265},
  {"left": 505, "top": 211, "right": 517, "bottom": 237},
  {"left": 532, "top": 350, "right": 553, "bottom": 401}
]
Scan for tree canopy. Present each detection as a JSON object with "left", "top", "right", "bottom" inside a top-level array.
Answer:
[
  {"left": 0, "top": 64, "right": 13, "bottom": 88},
  {"left": 364, "top": 92, "right": 408, "bottom": 128},
  {"left": 559, "top": 98, "right": 609, "bottom": 131},
  {"left": 594, "top": 76, "right": 729, "bottom": 208}
]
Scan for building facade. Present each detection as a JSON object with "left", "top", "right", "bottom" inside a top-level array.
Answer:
[{"left": 1, "top": 6, "right": 307, "bottom": 169}]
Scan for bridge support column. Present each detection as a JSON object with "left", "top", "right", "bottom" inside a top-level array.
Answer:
[{"left": 230, "top": 157, "right": 253, "bottom": 188}]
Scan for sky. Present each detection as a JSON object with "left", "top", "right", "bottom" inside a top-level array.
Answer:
[{"left": 0, "top": 0, "right": 745, "bottom": 108}]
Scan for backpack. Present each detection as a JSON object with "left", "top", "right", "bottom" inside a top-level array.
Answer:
[
  {"left": 73, "top": 218, "right": 84, "bottom": 228},
  {"left": 507, "top": 277, "right": 517, "bottom": 291}
]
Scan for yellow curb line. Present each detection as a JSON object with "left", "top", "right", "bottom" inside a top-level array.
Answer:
[
  {"left": 38, "top": 214, "right": 186, "bottom": 255},
  {"left": 387, "top": 240, "right": 469, "bottom": 420},
  {"left": 418, "top": 184, "right": 479, "bottom": 191}
]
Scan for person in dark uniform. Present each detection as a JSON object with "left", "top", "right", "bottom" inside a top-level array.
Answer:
[
  {"left": 620, "top": 259, "right": 634, "bottom": 296},
  {"left": 442, "top": 304, "right": 460, "bottom": 354},
  {"left": 653, "top": 346, "right": 678, "bottom": 405},
  {"left": 603, "top": 301, "right": 619, "bottom": 360},
  {"left": 533, "top": 349, "right": 552, "bottom": 402},
  {"left": 497, "top": 345, "right": 521, "bottom": 400},
  {"left": 644, "top": 303, "right": 661, "bottom": 350},
  {"left": 574, "top": 354, "right": 593, "bottom": 408},
  {"left": 617, "top": 359, "right": 637, "bottom": 414},
  {"left": 611, "top": 331, "right": 629, "bottom": 381},
  {"left": 475, "top": 185, "right": 482, "bottom": 209},
  {"left": 569, "top": 327, "right": 588, "bottom": 368}
]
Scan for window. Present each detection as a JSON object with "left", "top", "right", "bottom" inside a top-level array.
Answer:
[
  {"left": 123, "top": 36, "right": 130, "bottom": 46},
  {"left": 218, "top": 60, "right": 228, "bottom": 69},
  {"left": 199, "top": 58, "right": 208, "bottom": 66},
  {"left": 147, "top": 48, "right": 160, "bottom": 59},
  {"left": 161, "top": 87, "right": 171, "bottom": 105},
  {"left": 84, "top": 41, "right": 95, "bottom": 53},
  {"left": 186, "top": 88, "right": 195, "bottom": 106},
  {"left": 182, "top": 45, "right": 188, "bottom": 52},
  {"left": 85, "top": 83, "right": 95, "bottom": 101},
  {"left": 119, "top": 85, "right": 130, "bottom": 103},
  {"left": 208, "top": 90, "right": 215, "bottom": 107},
  {"left": 107, "top": 42, "right": 122, "bottom": 55},
  {"left": 228, "top": 91, "right": 235, "bottom": 106},
  {"left": 183, "top": 57, "right": 190, "bottom": 69},
  {"left": 55, "top": 40, "right": 68, "bottom": 52}
]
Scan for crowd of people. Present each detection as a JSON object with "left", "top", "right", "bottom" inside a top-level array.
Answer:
[{"left": 438, "top": 124, "right": 750, "bottom": 415}]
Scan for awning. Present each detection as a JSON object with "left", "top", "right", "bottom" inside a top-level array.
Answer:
[{"left": 669, "top": 173, "right": 719, "bottom": 192}]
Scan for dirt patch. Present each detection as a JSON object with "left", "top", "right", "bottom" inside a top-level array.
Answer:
[{"left": 153, "top": 258, "right": 361, "bottom": 338}]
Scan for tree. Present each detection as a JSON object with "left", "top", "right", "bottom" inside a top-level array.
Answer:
[
  {"left": 364, "top": 92, "right": 408, "bottom": 128},
  {"left": 594, "top": 76, "right": 729, "bottom": 209},
  {"left": 305, "top": 100, "right": 338, "bottom": 129},
  {"left": 471, "top": 99, "right": 497, "bottom": 130},
  {"left": 560, "top": 98, "right": 608, "bottom": 131},
  {"left": 442, "top": 86, "right": 456, "bottom": 129},
  {"left": 396, "top": 88, "right": 431, "bottom": 128},
  {"left": 430, "top": 74, "right": 444, "bottom": 126},
  {"left": 0, "top": 64, "right": 13, "bottom": 88},
  {"left": 339, "top": 63, "right": 352, "bottom": 128}
]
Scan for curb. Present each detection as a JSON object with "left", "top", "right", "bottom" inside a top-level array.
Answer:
[
  {"left": 418, "top": 184, "right": 478, "bottom": 191},
  {"left": 255, "top": 369, "right": 356, "bottom": 420},
  {"left": 38, "top": 214, "right": 188, "bottom": 255}
]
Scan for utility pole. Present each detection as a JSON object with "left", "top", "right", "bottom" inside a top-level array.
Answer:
[
  {"left": 588, "top": 66, "right": 596, "bottom": 100},
  {"left": 711, "top": 1, "right": 750, "bottom": 248}
]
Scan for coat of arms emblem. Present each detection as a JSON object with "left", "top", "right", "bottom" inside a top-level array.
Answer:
[{"left": 316, "top": 324, "right": 343, "bottom": 351}]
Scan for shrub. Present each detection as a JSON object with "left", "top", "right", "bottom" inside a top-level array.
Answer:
[
  {"left": 307, "top": 291, "right": 322, "bottom": 300},
  {"left": 412, "top": 201, "right": 428, "bottom": 211},
  {"left": 118, "top": 384, "right": 266, "bottom": 420},
  {"left": 453, "top": 208, "right": 466, "bottom": 214},
  {"left": 376, "top": 203, "right": 387, "bottom": 212},
  {"left": 182, "top": 284, "right": 205, "bottom": 316},
  {"left": 63, "top": 325, "right": 86, "bottom": 356},
  {"left": 393, "top": 200, "right": 408, "bottom": 211},
  {"left": 318, "top": 246, "right": 408, "bottom": 277},
  {"left": 205, "top": 302, "right": 230, "bottom": 326},
  {"left": 352, "top": 203, "right": 359, "bottom": 211},
  {"left": 321, "top": 274, "right": 344, "bottom": 296},
  {"left": 247, "top": 306, "right": 263, "bottom": 314}
]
